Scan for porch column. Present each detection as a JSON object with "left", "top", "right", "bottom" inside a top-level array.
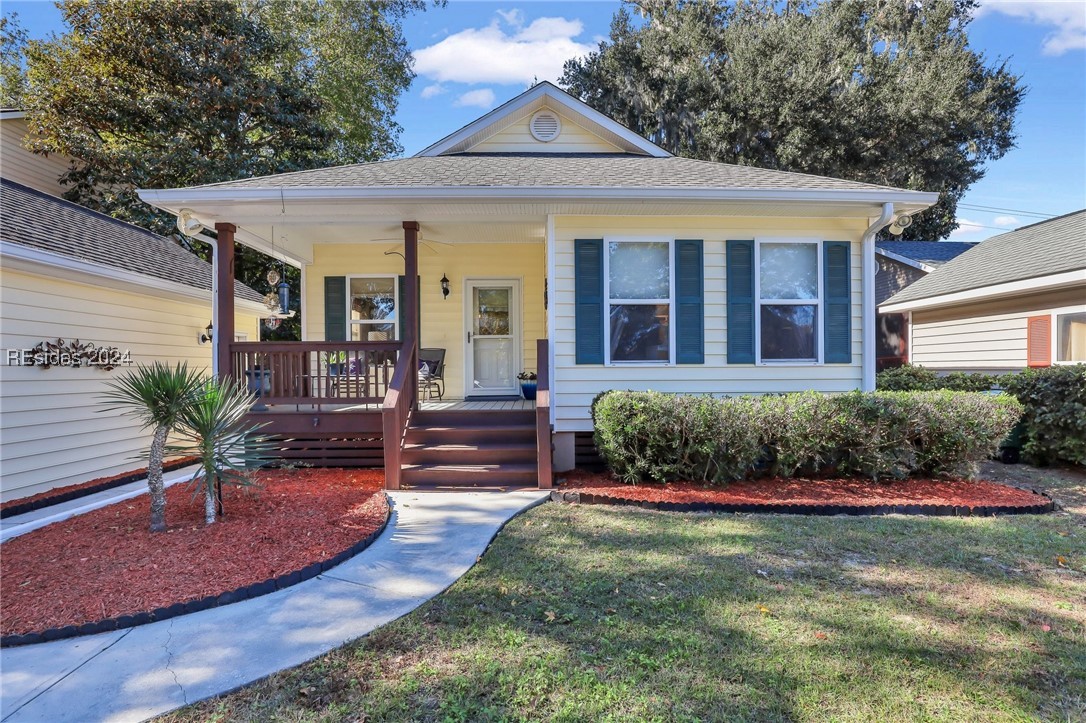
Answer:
[
  {"left": 403, "top": 221, "right": 419, "bottom": 339},
  {"left": 214, "top": 222, "right": 236, "bottom": 380}
]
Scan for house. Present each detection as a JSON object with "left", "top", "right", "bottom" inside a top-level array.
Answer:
[
  {"left": 0, "top": 112, "right": 267, "bottom": 501},
  {"left": 874, "top": 241, "right": 977, "bottom": 369},
  {"left": 880, "top": 210, "right": 1086, "bottom": 372},
  {"left": 138, "top": 82, "right": 939, "bottom": 488}
]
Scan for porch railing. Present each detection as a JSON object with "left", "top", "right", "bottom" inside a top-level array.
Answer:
[
  {"left": 382, "top": 334, "right": 417, "bottom": 490},
  {"left": 228, "top": 341, "right": 404, "bottom": 407}
]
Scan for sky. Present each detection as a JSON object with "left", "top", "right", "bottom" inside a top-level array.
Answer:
[{"left": 7, "top": 0, "right": 1085, "bottom": 242}]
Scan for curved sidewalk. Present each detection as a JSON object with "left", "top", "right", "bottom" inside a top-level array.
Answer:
[{"left": 0, "top": 489, "right": 548, "bottom": 723}]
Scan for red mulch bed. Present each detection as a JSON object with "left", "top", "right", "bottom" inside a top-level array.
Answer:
[
  {"left": 1, "top": 468, "right": 388, "bottom": 637},
  {"left": 559, "top": 469, "right": 1050, "bottom": 510},
  {"left": 0, "top": 456, "right": 200, "bottom": 514}
]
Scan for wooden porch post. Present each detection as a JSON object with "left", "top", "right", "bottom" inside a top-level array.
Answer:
[
  {"left": 403, "top": 221, "right": 419, "bottom": 401},
  {"left": 214, "top": 222, "right": 236, "bottom": 380}
]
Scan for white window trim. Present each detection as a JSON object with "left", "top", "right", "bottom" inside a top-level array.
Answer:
[
  {"left": 603, "top": 236, "right": 676, "bottom": 366},
  {"left": 346, "top": 274, "right": 399, "bottom": 341},
  {"left": 754, "top": 237, "right": 824, "bottom": 365},
  {"left": 1051, "top": 304, "right": 1086, "bottom": 365}
]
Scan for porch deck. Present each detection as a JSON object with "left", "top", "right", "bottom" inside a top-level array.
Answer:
[{"left": 256, "top": 398, "right": 534, "bottom": 413}]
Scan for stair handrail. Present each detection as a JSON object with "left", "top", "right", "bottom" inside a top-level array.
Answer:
[
  {"left": 382, "top": 331, "right": 417, "bottom": 490},
  {"left": 535, "top": 338, "right": 553, "bottom": 488}
]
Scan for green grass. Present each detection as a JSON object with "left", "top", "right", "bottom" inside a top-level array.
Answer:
[{"left": 160, "top": 464, "right": 1085, "bottom": 722}]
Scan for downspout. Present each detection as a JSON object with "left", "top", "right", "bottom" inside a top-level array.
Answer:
[{"left": 862, "top": 202, "right": 895, "bottom": 391}]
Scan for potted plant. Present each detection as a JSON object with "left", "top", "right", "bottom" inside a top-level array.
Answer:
[
  {"left": 323, "top": 350, "right": 347, "bottom": 376},
  {"left": 517, "top": 371, "right": 538, "bottom": 400}
]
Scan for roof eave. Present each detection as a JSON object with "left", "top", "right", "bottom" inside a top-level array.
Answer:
[{"left": 880, "top": 268, "right": 1086, "bottom": 313}]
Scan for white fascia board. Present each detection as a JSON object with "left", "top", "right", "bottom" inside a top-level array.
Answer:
[
  {"left": 0, "top": 241, "right": 267, "bottom": 314},
  {"left": 0, "top": 110, "right": 27, "bottom": 120},
  {"left": 875, "top": 246, "right": 936, "bottom": 273},
  {"left": 880, "top": 269, "right": 1086, "bottom": 313},
  {"left": 414, "top": 82, "right": 671, "bottom": 158},
  {"left": 140, "top": 185, "right": 940, "bottom": 208}
]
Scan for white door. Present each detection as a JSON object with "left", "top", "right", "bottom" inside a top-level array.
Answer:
[{"left": 465, "top": 279, "right": 520, "bottom": 396}]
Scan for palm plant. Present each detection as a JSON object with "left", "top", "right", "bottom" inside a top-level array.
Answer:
[
  {"left": 168, "top": 377, "right": 274, "bottom": 525},
  {"left": 101, "top": 362, "right": 205, "bottom": 532}
]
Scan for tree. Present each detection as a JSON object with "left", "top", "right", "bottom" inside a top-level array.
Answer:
[
  {"left": 562, "top": 0, "right": 1025, "bottom": 240},
  {"left": 169, "top": 378, "right": 273, "bottom": 525},
  {"left": 101, "top": 362, "right": 205, "bottom": 532},
  {"left": 0, "top": 13, "right": 27, "bottom": 108}
]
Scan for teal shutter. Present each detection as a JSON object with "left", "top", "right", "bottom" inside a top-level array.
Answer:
[
  {"left": 574, "top": 239, "right": 604, "bottom": 364},
  {"left": 324, "top": 276, "right": 347, "bottom": 341},
  {"left": 823, "top": 241, "right": 852, "bottom": 363},
  {"left": 726, "top": 240, "right": 755, "bottom": 363},
  {"left": 397, "top": 275, "right": 421, "bottom": 340},
  {"left": 675, "top": 239, "right": 704, "bottom": 364}
]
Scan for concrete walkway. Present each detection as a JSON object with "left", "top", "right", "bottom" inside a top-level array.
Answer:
[{"left": 0, "top": 489, "right": 549, "bottom": 722}]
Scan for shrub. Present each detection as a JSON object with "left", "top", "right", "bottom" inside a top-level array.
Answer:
[
  {"left": 875, "top": 364, "right": 996, "bottom": 392},
  {"left": 1000, "top": 365, "right": 1086, "bottom": 466},
  {"left": 591, "top": 390, "right": 1022, "bottom": 484}
]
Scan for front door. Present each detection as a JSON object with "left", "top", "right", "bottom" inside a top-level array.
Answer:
[{"left": 465, "top": 279, "right": 520, "bottom": 397}]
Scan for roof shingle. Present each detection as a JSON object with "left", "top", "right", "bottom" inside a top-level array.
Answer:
[
  {"left": 876, "top": 241, "right": 977, "bottom": 267},
  {"left": 0, "top": 178, "right": 263, "bottom": 303},
  {"left": 189, "top": 153, "right": 909, "bottom": 193},
  {"left": 885, "top": 210, "right": 1086, "bottom": 305}
]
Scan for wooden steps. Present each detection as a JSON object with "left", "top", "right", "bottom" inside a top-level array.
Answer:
[{"left": 400, "top": 408, "right": 539, "bottom": 487}]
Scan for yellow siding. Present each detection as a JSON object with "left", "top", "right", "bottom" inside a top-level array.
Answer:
[
  {"left": 0, "top": 268, "right": 261, "bottom": 501},
  {"left": 910, "top": 287, "right": 1086, "bottom": 371},
  {"left": 469, "top": 112, "right": 624, "bottom": 154},
  {"left": 552, "top": 215, "right": 870, "bottom": 431},
  {"left": 304, "top": 243, "right": 546, "bottom": 400},
  {"left": 1, "top": 118, "right": 73, "bottom": 197}
]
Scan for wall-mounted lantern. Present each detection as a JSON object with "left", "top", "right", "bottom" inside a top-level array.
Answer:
[
  {"left": 440, "top": 273, "right": 450, "bottom": 299},
  {"left": 199, "top": 321, "right": 214, "bottom": 345}
]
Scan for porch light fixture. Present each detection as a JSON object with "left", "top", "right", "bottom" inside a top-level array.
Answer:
[
  {"left": 176, "top": 209, "right": 204, "bottom": 237},
  {"left": 199, "top": 321, "right": 213, "bottom": 345},
  {"left": 440, "top": 273, "right": 450, "bottom": 299}
]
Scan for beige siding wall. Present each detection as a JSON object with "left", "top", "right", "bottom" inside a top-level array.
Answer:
[
  {"left": 1, "top": 117, "right": 72, "bottom": 197},
  {"left": 304, "top": 243, "right": 546, "bottom": 400},
  {"left": 0, "top": 268, "right": 260, "bottom": 502},
  {"left": 910, "top": 286, "right": 1086, "bottom": 372},
  {"left": 552, "top": 216, "right": 869, "bottom": 432},
  {"left": 470, "top": 114, "right": 624, "bottom": 154}
]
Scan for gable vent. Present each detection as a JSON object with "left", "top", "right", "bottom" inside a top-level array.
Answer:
[{"left": 529, "top": 110, "right": 562, "bottom": 142}]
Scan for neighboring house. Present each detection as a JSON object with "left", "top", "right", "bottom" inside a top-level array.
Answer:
[
  {"left": 0, "top": 118, "right": 267, "bottom": 502},
  {"left": 874, "top": 241, "right": 977, "bottom": 369},
  {"left": 139, "top": 82, "right": 938, "bottom": 487},
  {"left": 881, "top": 211, "right": 1086, "bottom": 373}
]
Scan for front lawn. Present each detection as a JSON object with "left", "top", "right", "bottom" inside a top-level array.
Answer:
[{"left": 161, "top": 463, "right": 1085, "bottom": 722}]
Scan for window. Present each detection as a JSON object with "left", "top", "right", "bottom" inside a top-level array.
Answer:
[
  {"left": 348, "top": 276, "right": 397, "bottom": 341},
  {"left": 1055, "top": 310, "right": 1086, "bottom": 363},
  {"left": 606, "top": 239, "right": 673, "bottom": 363},
  {"left": 757, "top": 240, "right": 820, "bottom": 362}
]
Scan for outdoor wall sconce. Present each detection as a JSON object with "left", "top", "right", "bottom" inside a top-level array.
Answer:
[
  {"left": 199, "top": 321, "right": 213, "bottom": 345},
  {"left": 440, "top": 273, "right": 450, "bottom": 299}
]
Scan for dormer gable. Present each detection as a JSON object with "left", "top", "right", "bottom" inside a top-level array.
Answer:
[{"left": 414, "top": 81, "right": 670, "bottom": 158}]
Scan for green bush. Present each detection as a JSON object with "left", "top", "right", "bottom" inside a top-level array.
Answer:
[
  {"left": 1000, "top": 365, "right": 1086, "bottom": 466},
  {"left": 592, "top": 390, "right": 1023, "bottom": 484},
  {"left": 875, "top": 364, "right": 995, "bottom": 392}
]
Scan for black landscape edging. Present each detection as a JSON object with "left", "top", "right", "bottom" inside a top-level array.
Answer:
[
  {"left": 0, "top": 494, "right": 392, "bottom": 648},
  {"left": 0, "top": 458, "right": 200, "bottom": 520},
  {"left": 551, "top": 488, "right": 1057, "bottom": 517}
]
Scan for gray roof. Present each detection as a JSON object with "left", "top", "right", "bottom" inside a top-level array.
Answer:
[
  {"left": 190, "top": 152, "right": 908, "bottom": 193},
  {"left": 877, "top": 241, "right": 977, "bottom": 267},
  {"left": 0, "top": 178, "right": 263, "bottom": 303},
  {"left": 886, "top": 210, "right": 1086, "bottom": 305}
]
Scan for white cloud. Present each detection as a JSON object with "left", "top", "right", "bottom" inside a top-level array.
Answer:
[
  {"left": 993, "top": 215, "right": 1020, "bottom": 227},
  {"left": 978, "top": 1, "right": 1086, "bottom": 55},
  {"left": 413, "top": 15, "right": 594, "bottom": 85},
  {"left": 420, "top": 84, "right": 446, "bottom": 99},
  {"left": 455, "top": 88, "right": 497, "bottom": 109},
  {"left": 949, "top": 217, "right": 988, "bottom": 238}
]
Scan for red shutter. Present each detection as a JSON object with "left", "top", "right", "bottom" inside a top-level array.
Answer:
[{"left": 1027, "top": 315, "right": 1052, "bottom": 367}]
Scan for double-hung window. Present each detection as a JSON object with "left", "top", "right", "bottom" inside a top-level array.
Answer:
[
  {"left": 756, "top": 240, "right": 821, "bottom": 363},
  {"left": 606, "top": 239, "right": 673, "bottom": 363},
  {"left": 348, "top": 276, "right": 397, "bottom": 341},
  {"left": 1055, "top": 308, "right": 1086, "bottom": 363}
]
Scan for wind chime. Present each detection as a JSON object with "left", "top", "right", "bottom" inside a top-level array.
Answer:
[{"left": 263, "top": 231, "right": 292, "bottom": 330}]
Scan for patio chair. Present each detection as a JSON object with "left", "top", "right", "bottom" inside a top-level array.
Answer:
[{"left": 418, "top": 348, "right": 446, "bottom": 400}]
